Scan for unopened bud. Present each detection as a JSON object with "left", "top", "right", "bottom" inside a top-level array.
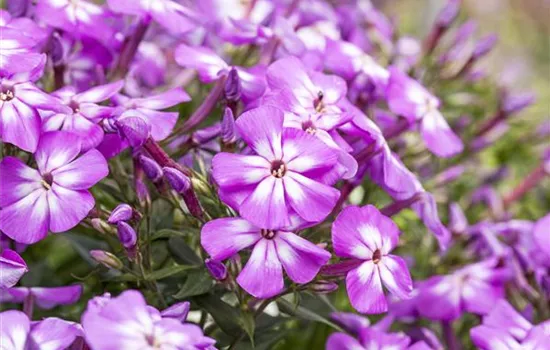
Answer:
[
  {"left": 117, "top": 221, "right": 137, "bottom": 249},
  {"left": 472, "top": 34, "right": 498, "bottom": 60},
  {"left": 309, "top": 280, "right": 338, "bottom": 294},
  {"left": 116, "top": 115, "right": 150, "bottom": 148},
  {"left": 224, "top": 68, "right": 241, "bottom": 102},
  {"left": 448, "top": 202, "right": 468, "bottom": 234},
  {"left": 7, "top": 0, "right": 29, "bottom": 17},
  {"left": 434, "top": 165, "right": 465, "bottom": 186},
  {"left": 91, "top": 218, "right": 111, "bottom": 234},
  {"left": 135, "top": 178, "right": 151, "bottom": 208},
  {"left": 139, "top": 155, "right": 163, "bottom": 183},
  {"left": 221, "top": 108, "right": 237, "bottom": 144},
  {"left": 435, "top": 0, "right": 461, "bottom": 28},
  {"left": 161, "top": 301, "right": 190, "bottom": 323},
  {"left": 108, "top": 203, "right": 134, "bottom": 224},
  {"left": 50, "top": 33, "right": 66, "bottom": 66},
  {"left": 205, "top": 258, "right": 227, "bottom": 281},
  {"left": 501, "top": 92, "right": 535, "bottom": 116},
  {"left": 191, "top": 177, "right": 211, "bottom": 197},
  {"left": 163, "top": 167, "right": 191, "bottom": 193},
  {"left": 90, "top": 250, "right": 123, "bottom": 270}
]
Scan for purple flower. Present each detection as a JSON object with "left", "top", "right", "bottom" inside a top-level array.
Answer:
[
  {"left": 264, "top": 56, "right": 357, "bottom": 179},
  {"left": 0, "top": 248, "right": 27, "bottom": 289},
  {"left": 43, "top": 81, "right": 123, "bottom": 151},
  {"left": 0, "top": 26, "right": 45, "bottom": 75},
  {"left": 36, "top": 0, "right": 114, "bottom": 41},
  {"left": 386, "top": 67, "right": 464, "bottom": 158},
  {"left": 161, "top": 301, "right": 191, "bottom": 323},
  {"left": 0, "top": 131, "right": 108, "bottom": 244},
  {"left": 211, "top": 106, "right": 341, "bottom": 229},
  {"left": 417, "top": 259, "right": 511, "bottom": 321},
  {"left": 326, "top": 327, "right": 411, "bottom": 350},
  {"left": 82, "top": 290, "right": 215, "bottom": 350},
  {"left": 1, "top": 59, "right": 67, "bottom": 152},
  {"left": 331, "top": 205, "right": 413, "bottom": 314},
  {"left": 0, "top": 310, "right": 81, "bottom": 350},
  {"left": 533, "top": 213, "right": 550, "bottom": 259},
  {"left": 0, "top": 285, "right": 82, "bottom": 309},
  {"left": 201, "top": 217, "right": 331, "bottom": 298},
  {"left": 107, "top": 0, "right": 198, "bottom": 34}
]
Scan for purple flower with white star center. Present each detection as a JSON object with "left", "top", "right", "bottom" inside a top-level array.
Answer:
[
  {"left": 42, "top": 81, "right": 124, "bottom": 151},
  {"left": 331, "top": 205, "right": 413, "bottom": 314},
  {"left": 0, "top": 60, "right": 68, "bottom": 152},
  {"left": 386, "top": 67, "right": 464, "bottom": 158},
  {"left": 212, "top": 106, "right": 341, "bottom": 229},
  {"left": 82, "top": 290, "right": 216, "bottom": 350},
  {"left": 201, "top": 217, "right": 331, "bottom": 298},
  {"left": 0, "top": 310, "right": 82, "bottom": 350},
  {"left": 0, "top": 131, "right": 108, "bottom": 244}
]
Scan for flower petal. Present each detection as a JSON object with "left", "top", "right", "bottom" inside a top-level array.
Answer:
[
  {"left": 211, "top": 153, "right": 270, "bottom": 189},
  {"left": 174, "top": 44, "right": 229, "bottom": 83},
  {"left": 421, "top": 110, "right": 464, "bottom": 158},
  {"left": 239, "top": 176, "right": 291, "bottom": 229},
  {"left": 0, "top": 249, "right": 28, "bottom": 289},
  {"left": 52, "top": 149, "right": 108, "bottom": 190},
  {"left": 235, "top": 106, "right": 284, "bottom": 160},
  {"left": 29, "top": 317, "right": 81, "bottom": 350},
  {"left": 35, "top": 131, "right": 82, "bottom": 174},
  {"left": 0, "top": 310, "right": 30, "bottom": 350},
  {"left": 283, "top": 171, "right": 340, "bottom": 223},
  {"left": 74, "top": 80, "right": 123, "bottom": 103},
  {"left": 46, "top": 185, "right": 94, "bottom": 233},
  {"left": 332, "top": 206, "right": 374, "bottom": 259},
  {"left": 0, "top": 189, "right": 49, "bottom": 244},
  {"left": 274, "top": 231, "right": 331, "bottom": 284},
  {"left": 32, "top": 285, "right": 83, "bottom": 309},
  {"left": 201, "top": 218, "right": 261, "bottom": 261},
  {"left": 378, "top": 255, "right": 413, "bottom": 300},
  {"left": 326, "top": 332, "right": 363, "bottom": 350},
  {"left": 0, "top": 156, "right": 42, "bottom": 207},
  {"left": 237, "top": 239, "right": 284, "bottom": 298},
  {"left": 282, "top": 128, "right": 338, "bottom": 174},
  {"left": 0, "top": 99, "right": 41, "bottom": 152},
  {"left": 346, "top": 261, "right": 387, "bottom": 314},
  {"left": 131, "top": 88, "right": 191, "bottom": 110}
]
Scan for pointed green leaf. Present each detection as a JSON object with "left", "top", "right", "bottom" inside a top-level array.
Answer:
[{"left": 173, "top": 270, "right": 213, "bottom": 299}]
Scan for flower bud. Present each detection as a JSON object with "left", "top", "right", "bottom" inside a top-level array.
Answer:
[
  {"left": 116, "top": 116, "right": 150, "bottom": 148},
  {"left": 309, "top": 280, "right": 338, "bottom": 294},
  {"left": 91, "top": 218, "right": 111, "bottom": 234},
  {"left": 435, "top": 0, "right": 461, "bottom": 28},
  {"left": 108, "top": 203, "right": 134, "bottom": 224},
  {"left": 50, "top": 33, "right": 66, "bottom": 66},
  {"left": 90, "top": 250, "right": 123, "bottom": 270},
  {"left": 117, "top": 221, "right": 137, "bottom": 249},
  {"left": 501, "top": 92, "right": 535, "bottom": 116},
  {"left": 205, "top": 258, "right": 227, "bottom": 281},
  {"left": 472, "top": 34, "right": 498, "bottom": 60},
  {"left": 434, "top": 165, "right": 465, "bottom": 186},
  {"left": 135, "top": 177, "right": 151, "bottom": 208},
  {"left": 161, "top": 301, "right": 190, "bottom": 322},
  {"left": 163, "top": 167, "right": 191, "bottom": 193},
  {"left": 448, "top": 202, "right": 468, "bottom": 234},
  {"left": 139, "top": 155, "right": 163, "bottom": 183},
  {"left": 221, "top": 108, "right": 237, "bottom": 144},
  {"left": 224, "top": 68, "right": 241, "bottom": 102}
]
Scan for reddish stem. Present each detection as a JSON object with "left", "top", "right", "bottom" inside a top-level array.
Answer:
[{"left": 503, "top": 165, "right": 546, "bottom": 209}]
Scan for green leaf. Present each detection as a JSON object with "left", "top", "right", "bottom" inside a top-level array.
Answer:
[
  {"left": 193, "top": 294, "right": 241, "bottom": 335},
  {"left": 152, "top": 228, "right": 197, "bottom": 240},
  {"left": 239, "top": 312, "right": 255, "bottom": 346},
  {"left": 173, "top": 270, "right": 213, "bottom": 299},
  {"left": 276, "top": 299, "right": 343, "bottom": 331},
  {"left": 168, "top": 237, "right": 202, "bottom": 265},
  {"left": 145, "top": 264, "right": 196, "bottom": 281}
]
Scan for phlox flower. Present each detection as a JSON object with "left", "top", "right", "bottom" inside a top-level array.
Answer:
[
  {"left": 211, "top": 106, "right": 341, "bottom": 229},
  {"left": 0, "top": 249, "right": 27, "bottom": 289},
  {"left": 82, "top": 290, "right": 216, "bottom": 350},
  {"left": 0, "top": 285, "right": 82, "bottom": 310},
  {"left": 331, "top": 205, "right": 413, "bottom": 314},
  {"left": 0, "top": 131, "right": 108, "bottom": 244},
  {"left": 201, "top": 217, "right": 331, "bottom": 298}
]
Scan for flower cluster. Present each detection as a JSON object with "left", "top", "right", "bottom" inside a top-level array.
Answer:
[{"left": 0, "top": 0, "right": 548, "bottom": 349}]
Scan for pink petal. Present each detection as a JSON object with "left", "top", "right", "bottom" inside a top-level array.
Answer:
[
  {"left": 283, "top": 171, "right": 339, "bottom": 223},
  {"left": 134, "top": 109, "right": 177, "bottom": 140},
  {"left": 174, "top": 44, "right": 229, "bottom": 83},
  {"left": 237, "top": 240, "right": 284, "bottom": 298},
  {"left": 326, "top": 333, "right": 363, "bottom": 350},
  {"left": 29, "top": 317, "right": 81, "bottom": 350},
  {"left": 15, "top": 82, "right": 66, "bottom": 112},
  {"left": 235, "top": 106, "right": 284, "bottom": 160},
  {"left": 0, "top": 188, "right": 49, "bottom": 244},
  {"left": 212, "top": 153, "right": 270, "bottom": 189},
  {"left": 0, "top": 156, "right": 42, "bottom": 207},
  {"left": 332, "top": 206, "right": 374, "bottom": 259},
  {"left": 0, "top": 99, "right": 41, "bottom": 152},
  {"left": 58, "top": 114, "right": 104, "bottom": 152},
  {"left": 106, "top": 0, "right": 145, "bottom": 15},
  {"left": 131, "top": 88, "right": 191, "bottom": 110},
  {"left": 534, "top": 214, "right": 550, "bottom": 258},
  {"left": 151, "top": 2, "right": 197, "bottom": 34},
  {"left": 46, "top": 185, "right": 94, "bottom": 233},
  {"left": 239, "top": 176, "right": 291, "bottom": 229},
  {"left": 274, "top": 231, "right": 331, "bottom": 284},
  {"left": 0, "top": 310, "right": 30, "bottom": 349},
  {"left": 378, "top": 255, "right": 413, "bottom": 300},
  {"left": 266, "top": 56, "right": 314, "bottom": 94},
  {"left": 0, "top": 249, "right": 28, "bottom": 289},
  {"left": 470, "top": 326, "right": 521, "bottom": 350},
  {"left": 484, "top": 300, "right": 532, "bottom": 340},
  {"left": 35, "top": 131, "right": 81, "bottom": 174},
  {"left": 421, "top": 110, "right": 464, "bottom": 158},
  {"left": 462, "top": 278, "right": 504, "bottom": 315},
  {"left": 51, "top": 149, "right": 108, "bottom": 190},
  {"left": 309, "top": 71, "right": 347, "bottom": 104},
  {"left": 201, "top": 218, "right": 261, "bottom": 261},
  {"left": 346, "top": 261, "right": 387, "bottom": 314},
  {"left": 282, "top": 128, "right": 338, "bottom": 174},
  {"left": 74, "top": 80, "right": 123, "bottom": 103},
  {"left": 32, "top": 285, "right": 83, "bottom": 309}
]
